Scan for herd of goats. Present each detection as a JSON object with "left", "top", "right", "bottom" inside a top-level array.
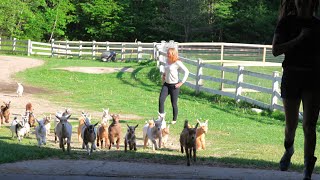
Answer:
[{"left": 0, "top": 100, "right": 209, "bottom": 166}]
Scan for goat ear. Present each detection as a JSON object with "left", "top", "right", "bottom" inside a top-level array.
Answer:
[
  {"left": 205, "top": 120, "right": 208, "bottom": 125},
  {"left": 135, "top": 124, "right": 139, "bottom": 129},
  {"left": 55, "top": 115, "right": 61, "bottom": 120},
  {"left": 195, "top": 123, "right": 199, "bottom": 129},
  {"left": 127, "top": 124, "right": 130, "bottom": 128},
  {"left": 66, "top": 114, "right": 71, "bottom": 120},
  {"left": 94, "top": 122, "right": 98, "bottom": 126}
]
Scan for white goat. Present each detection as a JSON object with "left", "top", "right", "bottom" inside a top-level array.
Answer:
[
  {"left": 55, "top": 113, "right": 72, "bottom": 152},
  {"left": 16, "top": 82, "right": 24, "bottom": 97},
  {"left": 101, "top": 108, "right": 112, "bottom": 124},
  {"left": 143, "top": 117, "right": 163, "bottom": 150},
  {"left": 35, "top": 118, "right": 47, "bottom": 147},
  {"left": 155, "top": 112, "right": 166, "bottom": 130}
]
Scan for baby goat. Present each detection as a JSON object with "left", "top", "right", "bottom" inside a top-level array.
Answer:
[
  {"left": 101, "top": 108, "right": 112, "bottom": 124},
  {"left": 179, "top": 120, "right": 199, "bottom": 166},
  {"left": 124, "top": 124, "right": 138, "bottom": 152},
  {"left": 162, "top": 125, "right": 170, "bottom": 148},
  {"left": 97, "top": 121, "right": 109, "bottom": 149},
  {"left": 82, "top": 121, "right": 98, "bottom": 155},
  {"left": 16, "top": 82, "right": 24, "bottom": 97},
  {"left": 196, "top": 119, "right": 208, "bottom": 150},
  {"left": 35, "top": 118, "right": 47, "bottom": 147},
  {"left": 143, "top": 118, "right": 163, "bottom": 150},
  {"left": 77, "top": 111, "right": 91, "bottom": 142},
  {"left": 108, "top": 114, "right": 122, "bottom": 150},
  {"left": 55, "top": 113, "right": 72, "bottom": 153},
  {"left": 0, "top": 101, "right": 11, "bottom": 125}
]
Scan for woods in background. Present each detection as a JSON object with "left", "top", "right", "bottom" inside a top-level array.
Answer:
[{"left": 0, "top": 0, "right": 279, "bottom": 44}]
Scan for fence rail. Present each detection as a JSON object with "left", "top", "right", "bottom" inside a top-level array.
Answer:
[
  {"left": 0, "top": 37, "right": 285, "bottom": 113},
  {"left": 155, "top": 42, "right": 284, "bottom": 112}
]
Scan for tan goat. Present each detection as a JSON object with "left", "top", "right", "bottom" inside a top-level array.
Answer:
[
  {"left": 0, "top": 101, "right": 11, "bottom": 125},
  {"left": 179, "top": 120, "right": 199, "bottom": 166},
  {"left": 108, "top": 114, "right": 122, "bottom": 150},
  {"left": 196, "top": 119, "right": 208, "bottom": 150}
]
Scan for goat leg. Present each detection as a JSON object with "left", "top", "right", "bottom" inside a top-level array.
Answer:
[
  {"left": 97, "top": 135, "right": 100, "bottom": 147},
  {"left": 181, "top": 146, "right": 184, "bottom": 154},
  {"left": 116, "top": 138, "right": 120, "bottom": 150},
  {"left": 134, "top": 142, "right": 137, "bottom": 151},
  {"left": 67, "top": 142, "right": 71, "bottom": 153},
  {"left": 186, "top": 148, "right": 190, "bottom": 166},
  {"left": 143, "top": 136, "right": 148, "bottom": 149},
  {"left": 193, "top": 147, "right": 197, "bottom": 162},
  {"left": 124, "top": 140, "right": 127, "bottom": 152},
  {"left": 152, "top": 139, "right": 157, "bottom": 150}
]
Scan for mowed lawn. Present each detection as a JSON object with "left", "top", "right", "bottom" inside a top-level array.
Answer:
[{"left": 0, "top": 56, "right": 319, "bottom": 173}]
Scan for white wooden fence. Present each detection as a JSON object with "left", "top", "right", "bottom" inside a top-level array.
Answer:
[
  {"left": 155, "top": 43, "right": 284, "bottom": 112},
  {"left": 0, "top": 37, "right": 285, "bottom": 112}
]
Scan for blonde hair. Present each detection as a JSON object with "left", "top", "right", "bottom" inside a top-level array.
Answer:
[{"left": 167, "top": 48, "right": 179, "bottom": 63}]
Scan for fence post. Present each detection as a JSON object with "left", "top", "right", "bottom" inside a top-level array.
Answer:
[
  {"left": 121, "top": 43, "right": 125, "bottom": 60},
  {"left": 12, "top": 38, "right": 17, "bottom": 52},
  {"left": 27, "top": 39, "right": 32, "bottom": 56},
  {"left": 159, "top": 40, "right": 166, "bottom": 63},
  {"left": 262, "top": 47, "right": 267, "bottom": 63},
  {"left": 196, "top": 58, "right": 203, "bottom": 94},
  {"left": 153, "top": 42, "right": 157, "bottom": 60},
  {"left": 106, "top": 41, "right": 110, "bottom": 51},
  {"left": 79, "top": 41, "right": 82, "bottom": 57},
  {"left": 65, "top": 40, "right": 69, "bottom": 58},
  {"left": 220, "top": 63, "right": 225, "bottom": 91},
  {"left": 271, "top": 71, "right": 279, "bottom": 110},
  {"left": 235, "top": 66, "right": 244, "bottom": 102},
  {"left": 220, "top": 43, "right": 224, "bottom": 65},
  {"left": 51, "top": 39, "right": 55, "bottom": 57},
  {"left": 92, "top": 40, "right": 96, "bottom": 59},
  {"left": 137, "top": 41, "right": 142, "bottom": 61}
]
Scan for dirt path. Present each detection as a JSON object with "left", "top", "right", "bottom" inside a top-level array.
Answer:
[{"left": 0, "top": 56, "right": 319, "bottom": 179}]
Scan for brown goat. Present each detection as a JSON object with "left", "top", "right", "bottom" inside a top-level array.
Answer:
[
  {"left": 25, "top": 110, "right": 35, "bottom": 127},
  {"left": 196, "top": 119, "right": 208, "bottom": 150},
  {"left": 179, "top": 120, "right": 199, "bottom": 166},
  {"left": 124, "top": 124, "right": 138, "bottom": 152},
  {"left": 97, "top": 122, "right": 109, "bottom": 149},
  {"left": 0, "top": 101, "right": 11, "bottom": 125},
  {"left": 25, "top": 102, "right": 33, "bottom": 112},
  {"left": 108, "top": 114, "right": 122, "bottom": 150}
]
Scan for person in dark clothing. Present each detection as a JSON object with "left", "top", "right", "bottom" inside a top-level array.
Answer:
[
  {"left": 159, "top": 48, "right": 189, "bottom": 125},
  {"left": 272, "top": 0, "right": 320, "bottom": 179}
]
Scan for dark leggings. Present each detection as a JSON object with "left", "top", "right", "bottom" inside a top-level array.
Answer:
[{"left": 159, "top": 82, "right": 180, "bottom": 121}]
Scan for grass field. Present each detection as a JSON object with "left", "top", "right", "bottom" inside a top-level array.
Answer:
[{"left": 0, "top": 56, "right": 319, "bottom": 173}]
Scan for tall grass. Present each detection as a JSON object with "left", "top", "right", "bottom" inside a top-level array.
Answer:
[{"left": 1, "top": 56, "right": 319, "bottom": 173}]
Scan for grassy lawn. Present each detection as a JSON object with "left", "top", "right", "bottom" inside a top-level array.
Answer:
[{"left": 0, "top": 56, "right": 319, "bottom": 173}]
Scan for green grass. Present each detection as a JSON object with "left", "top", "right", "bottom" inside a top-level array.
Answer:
[{"left": 1, "top": 56, "right": 319, "bottom": 173}]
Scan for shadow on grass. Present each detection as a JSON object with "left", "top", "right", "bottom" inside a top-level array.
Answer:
[
  {"left": 116, "top": 62, "right": 161, "bottom": 93},
  {"left": 0, "top": 138, "right": 312, "bottom": 173}
]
